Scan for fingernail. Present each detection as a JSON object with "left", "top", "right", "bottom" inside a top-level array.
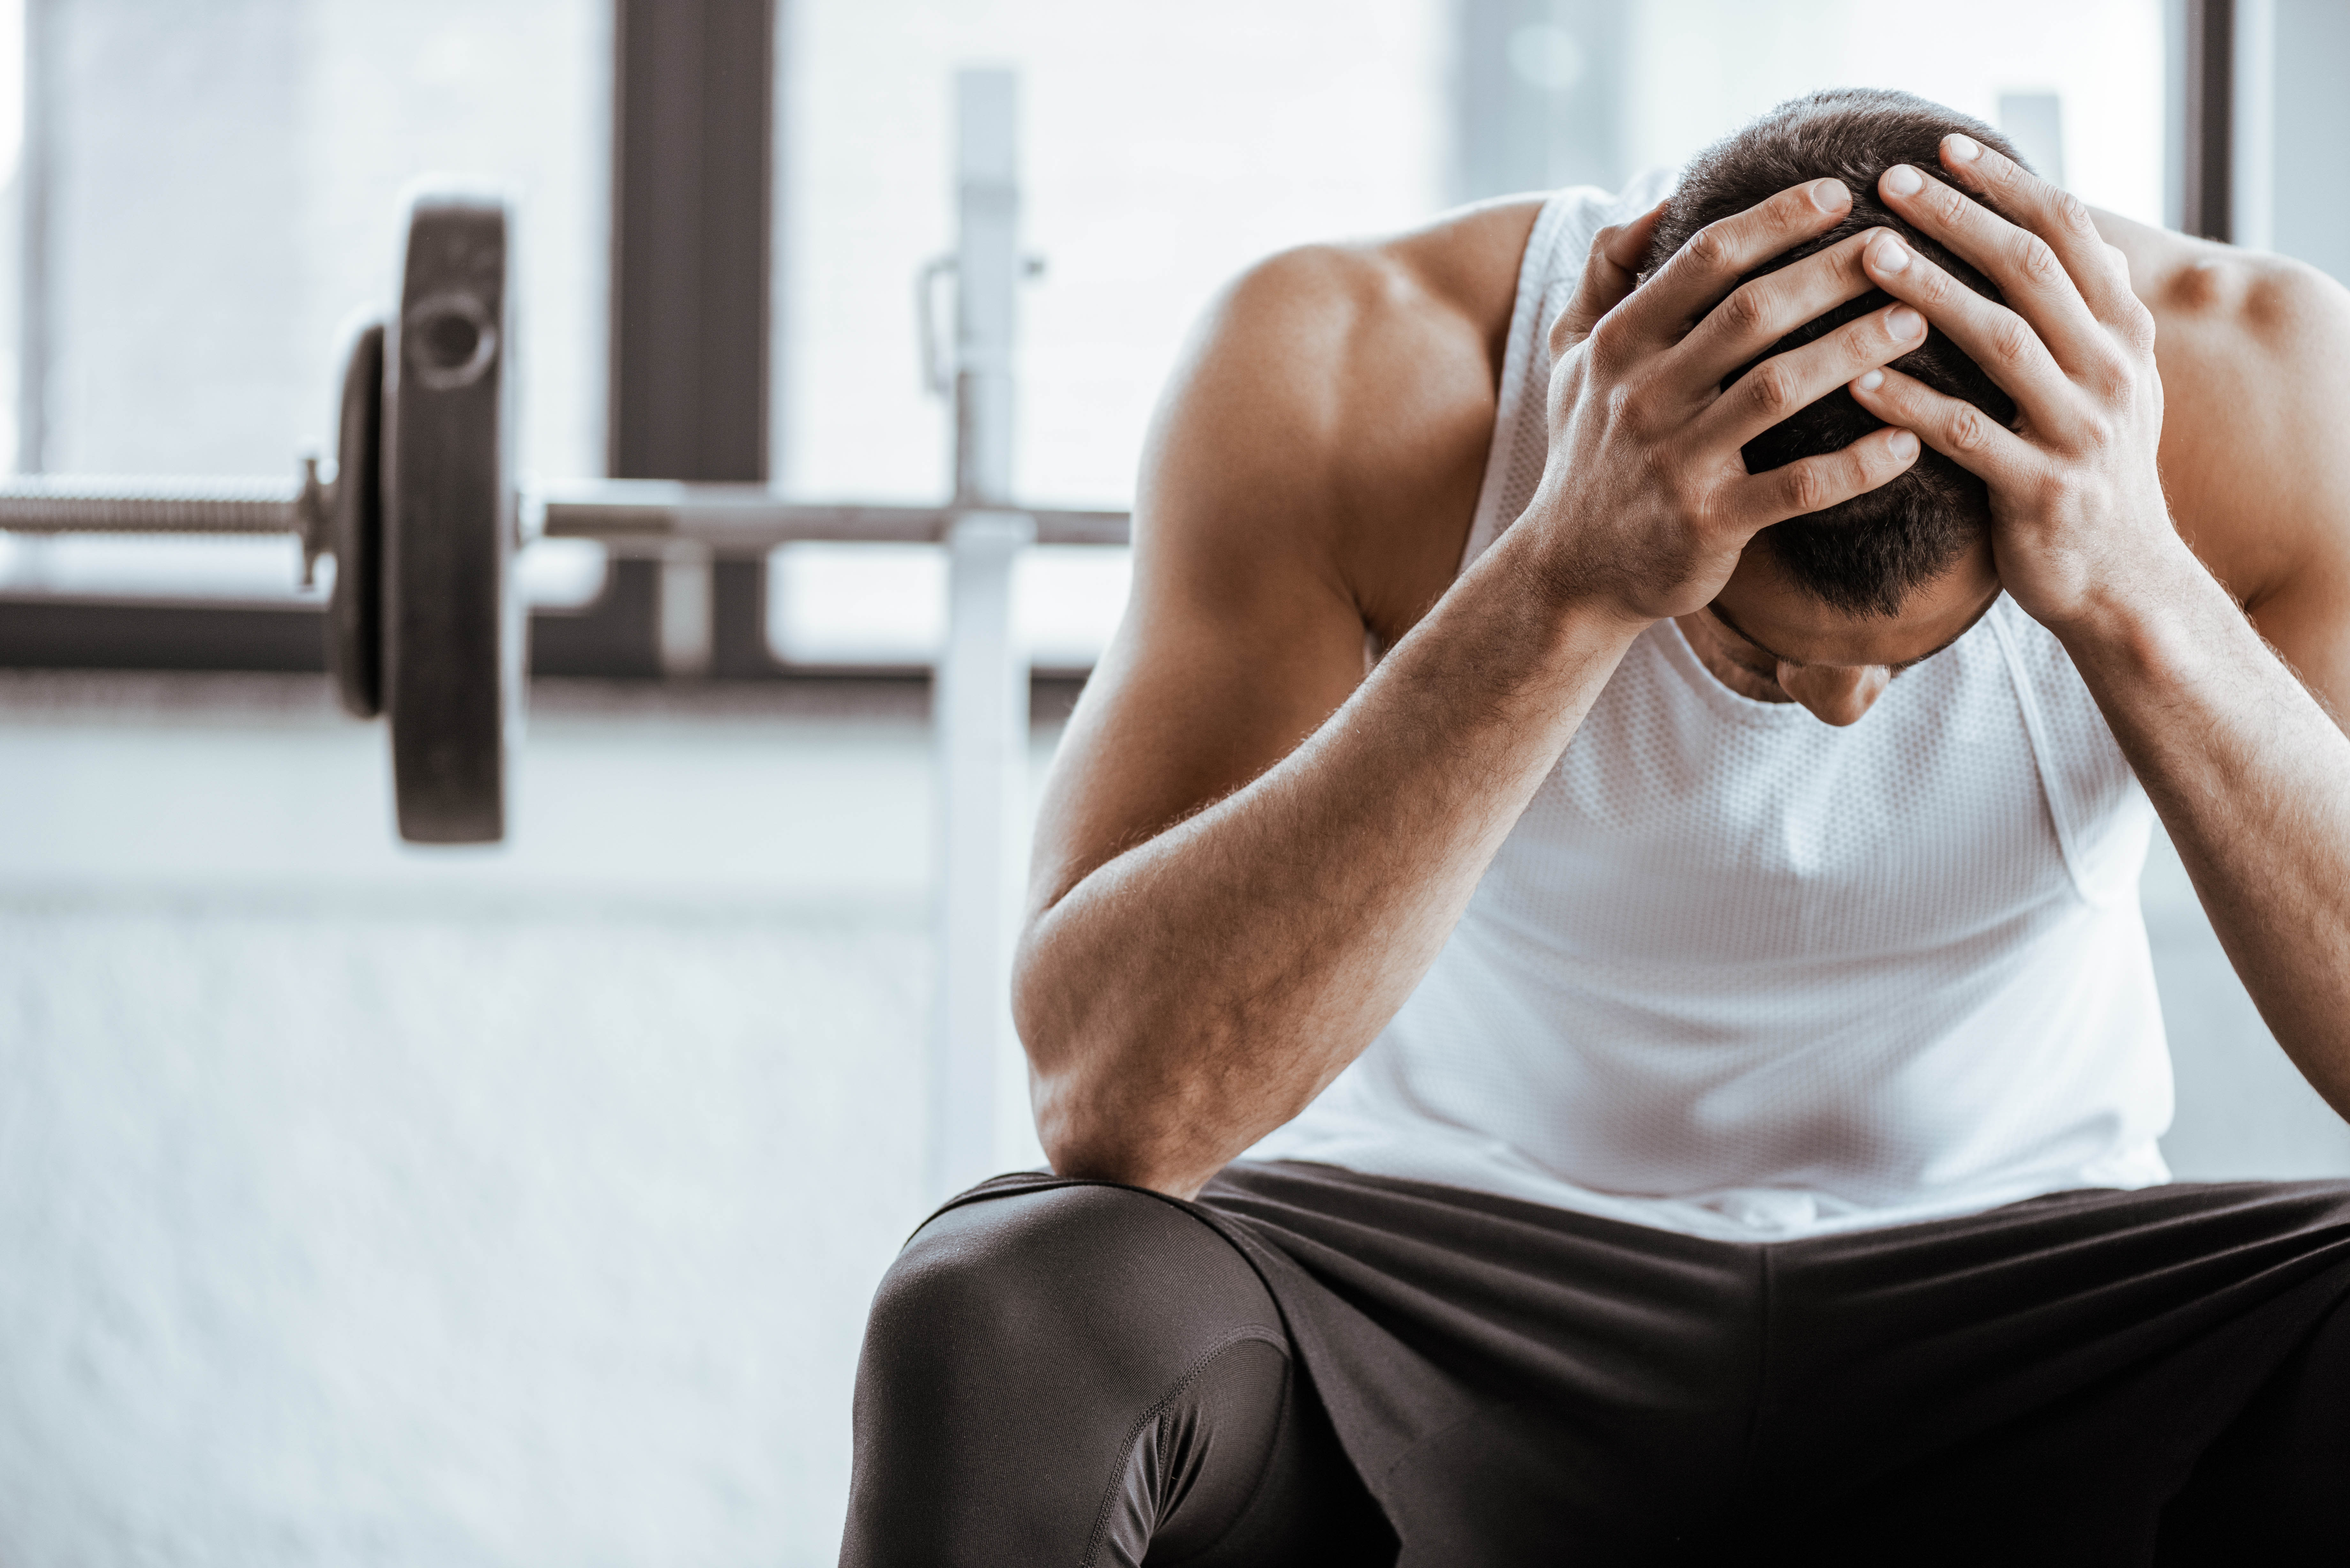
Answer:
[
  {"left": 1884, "top": 164, "right": 1924, "bottom": 197},
  {"left": 1946, "top": 134, "right": 1981, "bottom": 163},
  {"left": 1811, "top": 177, "right": 1849, "bottom": 211},
  {"left": 1888, "top": 429, "right": 1920, "bottom": 459},
  {"left": 1856, "top": 369, "right": 1885, "bottom": 392},
  {"left": 1888, "top": 305, "right": 1923, "bottom": 337},
  {"left": 1871, "top": 236, "right": 1911, "bottom": 273}
]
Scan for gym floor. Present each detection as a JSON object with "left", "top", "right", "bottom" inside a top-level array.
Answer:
[{"left": 4, "top": 669, "right": 2347, "bottom": 1565}]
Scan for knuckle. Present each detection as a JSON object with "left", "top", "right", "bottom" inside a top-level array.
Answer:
[
  {"left": 1613, "top": 383, "right": 1648, "bottom": 432},
  {"left": 1717, "top": 282, "right": 1769, "bottom": 336},
  {"left": 2014, "top": 234, "right": 2064, "bottom": 286},
  {"left": 1945, "top": 404, "right": 1993, "bottom": 454},
  {"left": 1989, "top": 314, "right": 2038, "bottom": 368},
  {"left": 1683, "top": 223, "right": 1730, "bottom": 272},
  {"left": 1780, "top": 461, "right": 1831, "bottom": 515},
  {"left": 1745, "top": 361, "right": 1797, "bottom": 418},
  {"left": 1588, "top": 313, "right": 1636, "bottom": 370},
  {"left": 1611, "top": 380, "right": 1656, "bottom": 435},
  {"left": 2087, "top": 349, "right": 2134, "bottom": 401},
  {"left": 2118, "top": 299, "right": 2157, "bottom": 352},
  {"left": 2050, "top": 192, "right": 2096, "bottom": 240}
]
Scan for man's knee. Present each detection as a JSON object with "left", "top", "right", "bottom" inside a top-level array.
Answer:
[
  {"left": 860, "top": 1181, "right": 1284, "bottom": 1398},
  {"left": 846, "top": 1184, "right": 1351, "bottom": 1566}
]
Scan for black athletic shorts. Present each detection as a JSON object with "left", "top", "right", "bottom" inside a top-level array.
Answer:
[{"left": 843, "top": 1161, "right": 2350, "bottom": 1565}]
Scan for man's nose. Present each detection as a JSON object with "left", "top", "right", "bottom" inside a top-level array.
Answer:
[{"left": 1778, "top": 661, "right": 1891, "bottom": 727}]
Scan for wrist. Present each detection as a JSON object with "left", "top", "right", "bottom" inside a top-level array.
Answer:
[
  {"left": 1487, "top": 512, "right": 1658, "bottom": 643},
  {"left": 2045, "top": 535, "right": 2226, "bottom": 678}
]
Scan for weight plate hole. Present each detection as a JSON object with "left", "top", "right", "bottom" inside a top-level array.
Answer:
[{"left": 405, "top": 292, "right": 498, "bottom": 391}]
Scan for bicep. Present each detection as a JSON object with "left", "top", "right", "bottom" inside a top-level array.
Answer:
[
  {"left": 1028, "top": 554, "right": 1367, "bottom": 915},
  {"left": 1024, "top": 260, "right": 1376, "bottom": 916}
]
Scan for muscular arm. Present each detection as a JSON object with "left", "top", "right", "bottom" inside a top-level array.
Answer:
[
  {"left": 1014, "top": 220, "right": 1629, "bottom": 1198},
  {"left": 1866, "top": 148, "right": 2350, "bottom": 1120},
  {"left": 2104, "top": 215, "right": 2350, "bottom": 1105},
  {"left": 1017, "top": 182, "right": 1930, "bottom": 1196}
]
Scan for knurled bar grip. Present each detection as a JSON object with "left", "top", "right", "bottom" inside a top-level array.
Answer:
[{"left": 0, "top": 474, "right": 311, "bottom": 534}]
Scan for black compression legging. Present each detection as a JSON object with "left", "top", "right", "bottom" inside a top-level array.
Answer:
[{"left": 838, "top": 1182, "right": 1393, "bottom": 1567}]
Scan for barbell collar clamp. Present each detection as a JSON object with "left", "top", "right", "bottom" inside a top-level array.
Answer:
[{"left": 295, "top": 456, "right": 331, "bottom": 587}]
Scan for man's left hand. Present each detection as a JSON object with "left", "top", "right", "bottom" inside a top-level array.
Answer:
[{"left": 1845, "top": 134, "right": 2184, "bottom": 633}]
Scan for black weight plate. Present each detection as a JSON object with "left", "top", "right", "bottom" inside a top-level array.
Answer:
[
  {"left": 326, "top": 319, "right": 384, "bottom": 718},
  {"left": 383, "top": 191, "right": 517, "bottom": 845}
]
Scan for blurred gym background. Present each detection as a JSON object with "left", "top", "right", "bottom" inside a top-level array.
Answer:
[{"left": 1, "top": 1, "right": 2346, "bottom": 1562}]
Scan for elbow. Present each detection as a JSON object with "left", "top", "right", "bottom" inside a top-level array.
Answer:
[
  {"left": 1016, "top": 974, "right": 1210, "bottom": 1197},
  {"left": 1012, "top": 912, "right": 1234, "bottom": 1199},
  {"left": 1011, "top": 926, "right": 1135, "bottom": 1182},
  {"left": 1029, "top": 1074, "right": 1119, "bottom": 1183},
  {"left": 1035, "top": 1104, "right": 1217, "bottom": 1202},
  {"left": 1027, "top": 1052, "right": 1189, "bottom": 1195}
]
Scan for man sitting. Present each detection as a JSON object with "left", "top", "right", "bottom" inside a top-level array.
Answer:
[{"left": 840, "top": 90, "right": 2350, "bottom": 1564}]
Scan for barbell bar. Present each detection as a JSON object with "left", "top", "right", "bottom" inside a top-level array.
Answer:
[
  {"left": 0, "top": 478, "right": 1131, "bottom": 551},
  {"left": 0, "top": 185, "right": 1131, "bottom": 848}
]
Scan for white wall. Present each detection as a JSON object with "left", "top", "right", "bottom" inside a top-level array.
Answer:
[{"left": 0, "top": 676, "right": 1019, "bottom": 1566}]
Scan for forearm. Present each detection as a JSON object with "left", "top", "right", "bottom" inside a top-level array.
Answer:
[
  {"left": 1017, "top": 527, "right": 1642, "bottom": 1196},
  {"left": 2061, "top": 546, "right": 2350, "bottom": 1114}
]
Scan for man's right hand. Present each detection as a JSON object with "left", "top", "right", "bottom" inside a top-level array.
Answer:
[{"left": 1525, "top": 178, "right": 1929, "bottom": 625}]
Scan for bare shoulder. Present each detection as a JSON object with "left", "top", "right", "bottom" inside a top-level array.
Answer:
[
  {"left": 2093, "top": 208, "right": 2350, "bottom": 706},
  {"left": 1150, "top": 198, "right": 1543, "bottom": 638}
]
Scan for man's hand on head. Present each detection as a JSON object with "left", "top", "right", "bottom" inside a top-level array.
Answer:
[
  {"left": 1525, "top": 178, "right": 1926, "bottom": 627},
  {"left": 1848, "top": 135, "right": 2182, "bottom": 634}
]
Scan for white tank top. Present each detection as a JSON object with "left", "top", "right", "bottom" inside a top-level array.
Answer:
[{"left": 1248, "top": 178, "right": 2173, "bottom": 1240}]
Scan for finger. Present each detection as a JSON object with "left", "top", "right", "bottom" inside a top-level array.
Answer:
[
  {"left": 1876, "top": 160, "right": 2113, "bottom": 374},
  {"left": 1859, "top": 229, "right": 2087, "bottom": 437},
  {"left": 1620, "top": 178, "right": 1854, "bottom": 349},
  {"left": 1935, "top": 133, "right": 2135, "bottom": 319},
  {"left": 1720, "top": 423, "right": 1922, "bottom": 530},
  {"left": 1550, "top": 201, "right": 1668, "bottom": 352},
  {"left": 1672, "top": 229, "right": 1883, "bottom": 388},
  {"left": 1846, "top": 364, "right": 2037, "bottom": 486},
  {"left": 1694, "top": 298, "right": 1928, "bottom": 450}
]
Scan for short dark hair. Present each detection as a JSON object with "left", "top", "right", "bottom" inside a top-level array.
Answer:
[{"left": 1641, "top": 89, "right": 2028, "bottom": 618}]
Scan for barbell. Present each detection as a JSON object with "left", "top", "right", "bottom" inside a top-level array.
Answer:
[{"left": 0, "top": 185, "right": 1130, "bottom": 846}]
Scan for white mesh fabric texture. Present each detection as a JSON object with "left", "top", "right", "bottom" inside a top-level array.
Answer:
[{"left": 1251, "top": 185, "right": 2170, "bottom": 1240}]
